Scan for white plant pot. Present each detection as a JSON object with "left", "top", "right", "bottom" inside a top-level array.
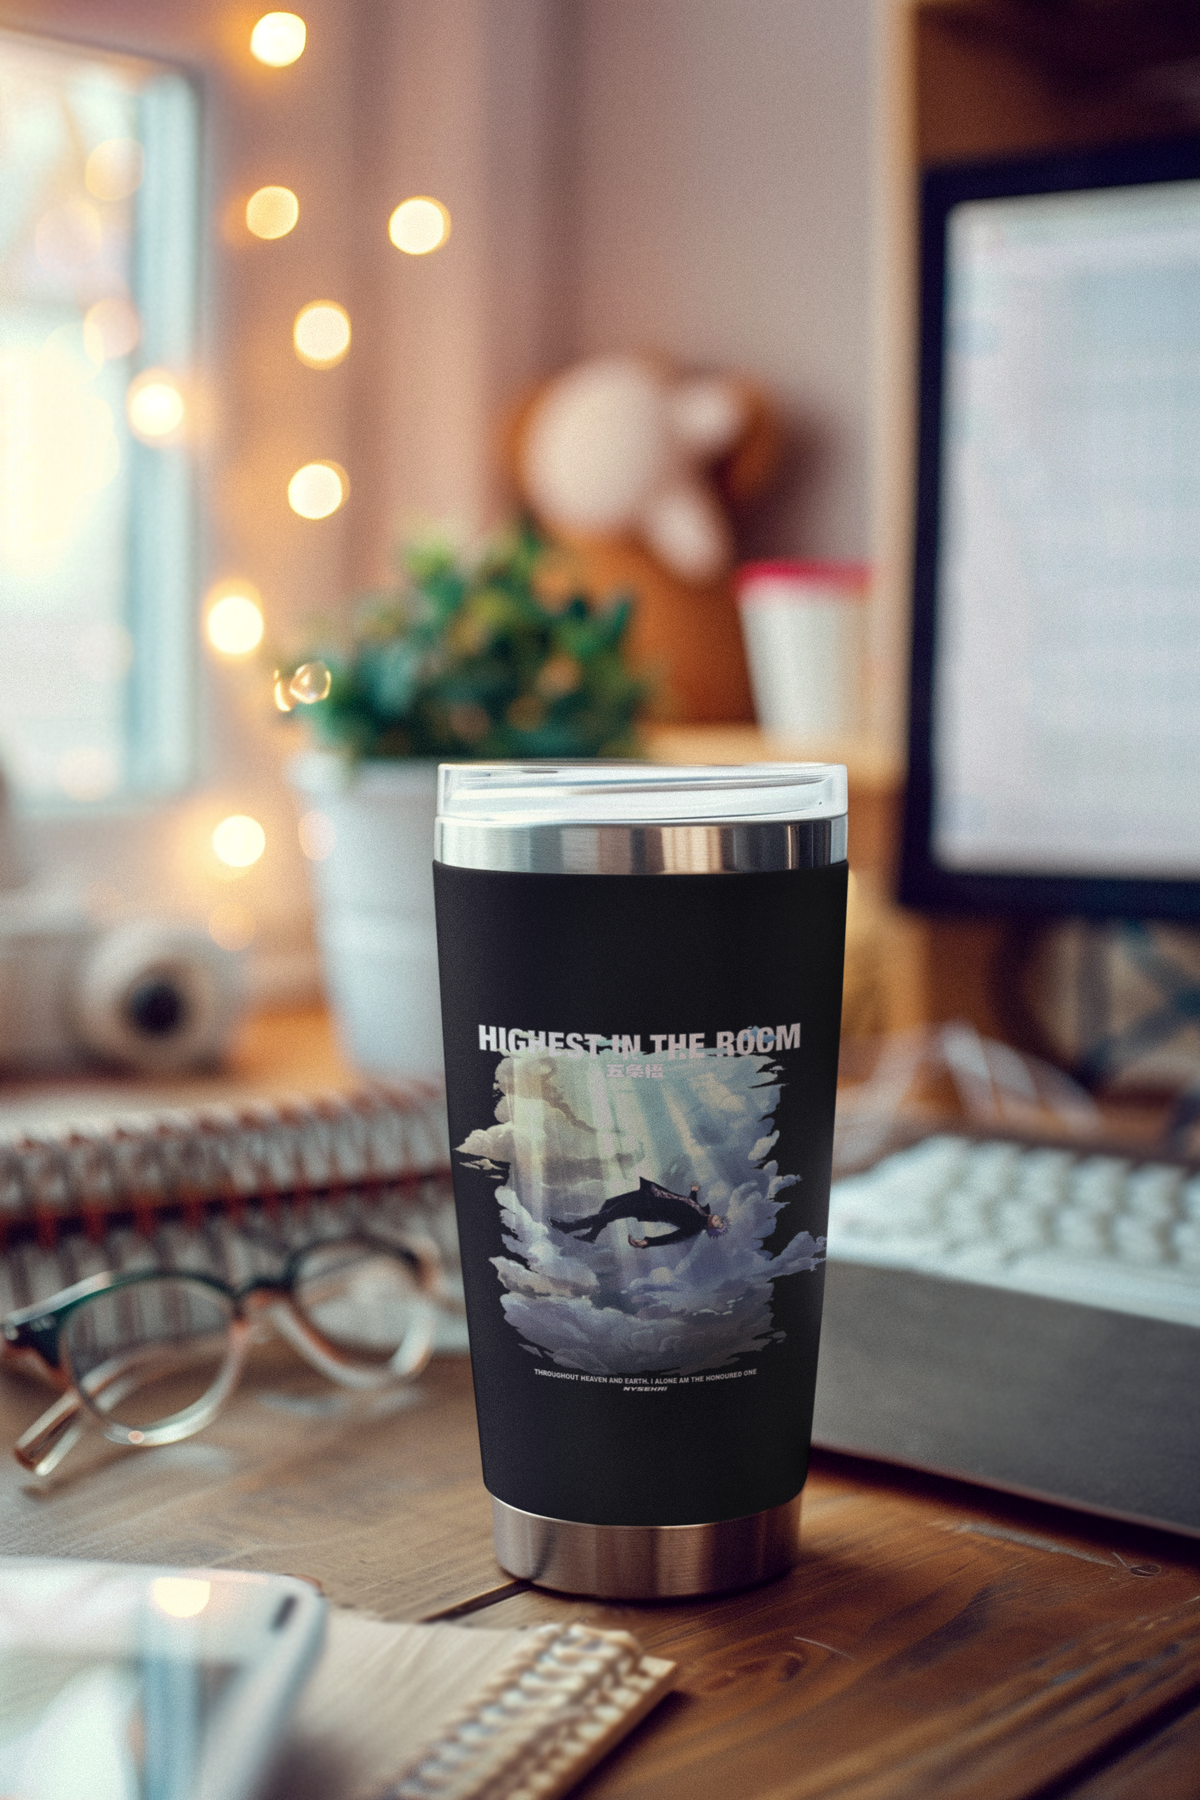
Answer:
[{"left": 288, "top": 754, "right": 444, "bottom": 1080}]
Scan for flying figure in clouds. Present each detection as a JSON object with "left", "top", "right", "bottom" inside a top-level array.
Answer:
[{"left": 552, "top": 1177, "right": 728, "bottom": 1249}]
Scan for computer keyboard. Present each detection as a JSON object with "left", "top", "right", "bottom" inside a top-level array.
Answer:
[{"left": 826, "top": 1134, "right": 1200, "bottom": 1329}]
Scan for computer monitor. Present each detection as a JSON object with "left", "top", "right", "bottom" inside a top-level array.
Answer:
[{"left": 901, "top": 137, "right": 1200, "bottom": 921}]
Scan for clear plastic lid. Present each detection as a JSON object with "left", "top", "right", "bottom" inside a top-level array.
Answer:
[{"left": 436, "top": 762, "right": 847, "bottom": 827}]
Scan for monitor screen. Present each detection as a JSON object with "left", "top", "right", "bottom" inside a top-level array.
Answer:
[{"left": 902, "top": 139, "right": 1200, "bottom": 919}]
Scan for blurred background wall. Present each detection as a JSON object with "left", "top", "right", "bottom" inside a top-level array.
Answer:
[
  {"left": 343, "top": 0, "right": 877, "bottom": 577},
  {"left": 0, "top": 0, "right": 881, "bottom": 998},
  {"left": 568, "top": 0, "right": 875, "bottom": 566}
]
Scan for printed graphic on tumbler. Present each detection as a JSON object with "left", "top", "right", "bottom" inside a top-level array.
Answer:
[{"left": 456, "top": 1050, "right": 825, "bottom": 1376}]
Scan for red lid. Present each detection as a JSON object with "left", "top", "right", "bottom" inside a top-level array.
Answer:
[{"left": 735, "top": 559, "right": 871, "bottom": 599}]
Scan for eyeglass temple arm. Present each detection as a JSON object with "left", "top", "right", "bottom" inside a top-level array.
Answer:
[{"left": 15, "top": 1389, "right": 86, "bottom": 1477}]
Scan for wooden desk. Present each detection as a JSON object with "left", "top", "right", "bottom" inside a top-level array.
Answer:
[
  {"left": 1, "top": 1002, "right": 1196, "bottom": 1796},
  {"left": 4, "top": 1350, "right": 1200, "bottom": 1800}
]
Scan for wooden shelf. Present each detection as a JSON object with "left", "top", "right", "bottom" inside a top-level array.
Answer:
[
  {"left": 0, "top": 1005, "right": 357, "bottom": 1134},
  {"left": 868, "top": 1, "right": 1200, "bottom": 1047},
  {"left": 921, "top": 0, "right": 1200, "bottom": 91},
  {"left": 913, "top": 0, "right": 1200, "bottom": 169}
]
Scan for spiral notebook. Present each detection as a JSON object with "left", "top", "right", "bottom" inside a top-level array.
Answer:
[
  {"left": 0, "top": 1093, "right": 676, "bottom": 1800},
  {"left": 0, "top": 1082, "right": 462, "bottom": 1328},
  {"left": 0, "top": 1093, "right": 675, "bottom": 1797},
  {"left": 268, "top": 1609, "right": 675, "bottom": 1800}
]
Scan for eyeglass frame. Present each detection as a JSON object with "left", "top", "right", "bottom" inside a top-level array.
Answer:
[{"left": 1, "top": 1232, "right": 443, "bottom": 1477}]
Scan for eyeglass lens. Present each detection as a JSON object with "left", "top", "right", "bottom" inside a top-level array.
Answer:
[
  {"left": 61, "top": 1276, "right": 236, "bottom": 1434},
  {"left": 58, "top": 1243, "right": 432, "bottom": 1435},
  {"left": 291, "top": 1241, "right": 432, "bottom": 1366}
]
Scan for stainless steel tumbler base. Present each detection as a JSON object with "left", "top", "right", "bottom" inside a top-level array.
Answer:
[{"left": 491, "top": 1494, "right": 803, "bottom": 1599}]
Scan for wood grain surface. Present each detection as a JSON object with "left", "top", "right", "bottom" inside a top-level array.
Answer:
[
  {"left": 4, "top": 1337, "right": 1200, "bottom": 1798},
  {"left": 1062, "top": 1700, "right": 1200, "bottom": 1800},
  {"left": 6, "top": 1001, "right": 1198, "bottom": 1795},
  {"left": 459, "top": 1455, "right": 1200, "bottom": 1800},
  {"left": 0, "top": 1351, "right": 498, "bottom": 1620}
]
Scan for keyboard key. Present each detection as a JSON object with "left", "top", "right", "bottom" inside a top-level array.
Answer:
[{"left": 828, "top": 1136, "right": 1200, "bottom": 1329}]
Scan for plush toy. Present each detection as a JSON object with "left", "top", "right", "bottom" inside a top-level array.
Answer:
[{"left": 508, "top": 354, "right": 780, "bottom": 722}]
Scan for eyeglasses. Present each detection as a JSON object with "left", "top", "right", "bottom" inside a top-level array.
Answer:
[{"left": 1, "top": 1234, "right": 442, "bottom": 1476}]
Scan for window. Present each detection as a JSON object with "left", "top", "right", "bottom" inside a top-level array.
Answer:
[{"left": 0, "top": 27, "right": 198, "bottom": 808}]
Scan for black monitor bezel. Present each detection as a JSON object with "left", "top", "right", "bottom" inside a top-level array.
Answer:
[{"left": 901, "top": 136, "right": 1200, "bottom": 922}]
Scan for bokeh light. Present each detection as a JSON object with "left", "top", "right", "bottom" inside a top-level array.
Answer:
[
  {"left": 206, "top": 585, "right": 265, "bottom": 656},
  {"left": 150, "top": 1578, "right": 211, "bottom": 1619},
  {"left": 35, "top": 199, "right": 101, "bottom": 271},
  {"left": 246, "top": 185, "right": 299, "bottom": 240},
  {"left": 83, "top": 296, "right": 141, "bottom": 363},
  {"left": 250, "top": 12, "right": 307, "bottom": 66},
  {"left": 208, "top": 900, "right": 257, "bottom": 951},
  {"left": 212, "top": 814, "right": 266, "bottom": 869},
  {"left": 85, "top": 138, "right": 144, "bottom": 202},
  {"left": 293, "top": 301, "right": 351, "bottom": 368},
  {"left": 298, "top": 809, "right": 336, "bottom": 861},
  {"left": 126, "top": 369, "right": 185, "bottom": 442},
  {"left": 288, "top": 660, "right": 331, "bottom": 702},
  {"left": 388, "top": 196, "right": 451, "bottom": 255},
  {"left": 287, "top": 461, "right": 346, "bottom": 519}
]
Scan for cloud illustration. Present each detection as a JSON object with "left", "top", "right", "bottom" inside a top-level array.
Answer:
[{"left": 457, "top": 1050, "right": 825, "bottom": 1377}]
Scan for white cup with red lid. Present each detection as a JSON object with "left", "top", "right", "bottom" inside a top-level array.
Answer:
[{"left": 735, "top": 560, "right": 869, "bottom": 738}]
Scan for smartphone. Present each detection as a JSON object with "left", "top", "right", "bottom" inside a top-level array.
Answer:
[{"left": 0, "top": 1557, "right": 326, "bottom": 1800}]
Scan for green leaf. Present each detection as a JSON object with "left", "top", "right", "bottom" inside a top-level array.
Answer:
[{"left": 278, "top": 522, "right": 650, "bottom": 762}]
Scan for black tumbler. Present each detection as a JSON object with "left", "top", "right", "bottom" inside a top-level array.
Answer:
[{"left": 433, "top": 762, "right": 848, "bottom": 1598}]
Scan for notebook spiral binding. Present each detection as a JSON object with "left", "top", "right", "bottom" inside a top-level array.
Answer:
[
  {"left": 0, "top": 1082, "right": 450, "bottom": 1240},
  {"left": 387, "top": 1623, "right": 675, "bottom": 1800},
  {"left": 0, "top": 1083, "right": 462, "bottom": 1332}
]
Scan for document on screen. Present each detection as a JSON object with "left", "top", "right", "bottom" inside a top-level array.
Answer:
[{"left": 933, "top": 180, "right": 1200, "bottom": 878}]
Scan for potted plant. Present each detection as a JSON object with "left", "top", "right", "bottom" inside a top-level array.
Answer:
[{"left": 281, "top": 522, "right": 645, "bottom": 1078}]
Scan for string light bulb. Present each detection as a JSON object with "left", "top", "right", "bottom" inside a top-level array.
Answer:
[
  {"left": 293, "top": 301, "right": 351, "bottom": 368},
  {"left": 212, "top": 814, "right": 266, "bottom": 869},
  {"left": 250, "top": 12, "right": 306, "bottom": 66},
  {"left": 388, "top": 196, "right": 451, "bottom": 255},
  {"left": 246, "top": 186, "right": 299, "bottom": 240},
  {"left": 287, "top": 461, "right": 347, "bottom": 519},
  {"left": 126, "top": 369, "right": 185, "bottom": 442},
  {"left": 205, "top": 583, "right": 264, "bottom": 656}
]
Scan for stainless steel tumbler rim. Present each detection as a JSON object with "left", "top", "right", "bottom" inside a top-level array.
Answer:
[
  {"left": 435, "top": 815, "right": 846, "bottom": 875},
  {"left": 435, "top": 760, "right": 848, "bottom": 874},
  {"left": 490, "top": 1494, "right": 803, "bottom": 1598}
]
